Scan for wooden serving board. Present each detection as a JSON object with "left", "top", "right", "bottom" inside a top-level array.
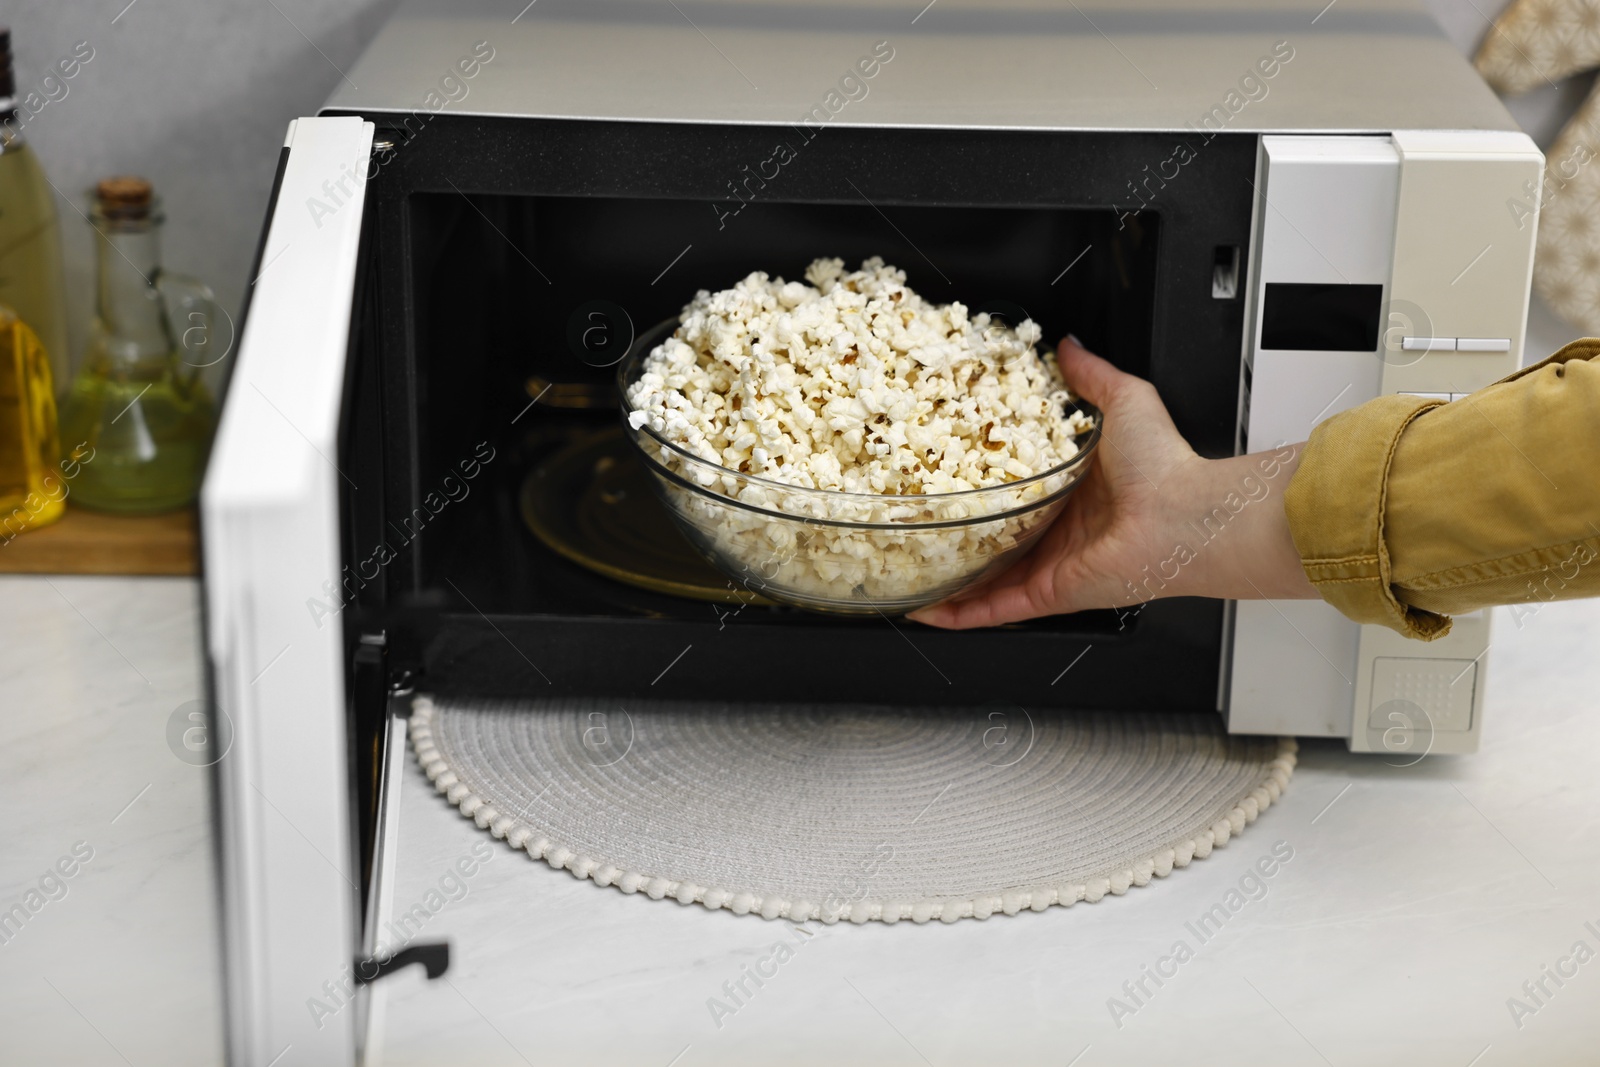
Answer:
[{"left": 0, "top": 505, "right": 198, "bottom": 575}]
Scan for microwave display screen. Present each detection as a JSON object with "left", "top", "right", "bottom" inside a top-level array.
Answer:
[{"left": 1260, "top": 282, "right": 1383, "bottom": 351}]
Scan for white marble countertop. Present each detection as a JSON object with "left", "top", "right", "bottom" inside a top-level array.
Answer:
[
  {"left": 4, "top": 576, "right": 1598, "bottom": 1067},
  {"left": 0, "top": 576, "right": 224, "bottom": 1067}
]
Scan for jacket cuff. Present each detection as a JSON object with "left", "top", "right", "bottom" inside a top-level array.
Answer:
[{"left": 1282, "top": 393, "right": 1453, "bottom": 640}]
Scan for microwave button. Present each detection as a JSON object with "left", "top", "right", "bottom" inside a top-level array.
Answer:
[
  {"left": 1400, "top": 336, "right": 1457, "bottom": 352},
  {"left": 1455, "top": 337, "right": 1511, "bottom": 352}
]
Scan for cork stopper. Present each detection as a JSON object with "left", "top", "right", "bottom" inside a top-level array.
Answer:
[{"left": 95, "top": 176, "right": 155, "bottom": 221}]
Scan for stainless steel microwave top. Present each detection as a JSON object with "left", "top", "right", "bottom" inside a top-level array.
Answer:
[{"left": 325, "top": 0, "right": 1516, "bottom": 135}]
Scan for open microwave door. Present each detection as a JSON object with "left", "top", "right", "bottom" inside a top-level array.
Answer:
[{"left": 201, "top": 115, "right": 373, "bottom": 1067}]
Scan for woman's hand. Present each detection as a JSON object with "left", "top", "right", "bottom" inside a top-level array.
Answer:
[{"left": 907, "top": 337, "right": 1317, "bottom": 630}]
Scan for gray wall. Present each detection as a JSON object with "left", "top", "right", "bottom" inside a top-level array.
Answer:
[
  {"left": 6, "top": 0, "right": 396, "bottom": 380},
  {"left": 3, "top": 0, "right": 1584, "bottom": 381}
]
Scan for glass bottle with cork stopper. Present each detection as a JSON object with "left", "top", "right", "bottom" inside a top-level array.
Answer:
[
  {"left": 0, "top": 26, "right": 71, "bottom": 393},
  {"left": 58, "top": 176, "right": 217, "bottom": 513}
]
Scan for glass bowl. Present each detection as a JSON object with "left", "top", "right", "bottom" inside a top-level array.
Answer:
[{"left": 617, "top": 319, "right": 1102, "bottom": 615}]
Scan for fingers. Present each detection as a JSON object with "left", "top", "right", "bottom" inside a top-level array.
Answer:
[
  {"left": 907, "top": 580, "right": 1033, "bottom": 629},
  {"left": 909, "top": 337, "right": 1148, "bottom": 632},
  {"left": 908, "top": 551, "right": 1052, "bottom": 630},
  {"left": 1062, "top": 335, "right": 1193, "bottom": 484},
  {"left": 1058, "top": 336, "right": 1136, "bottom": 409}
]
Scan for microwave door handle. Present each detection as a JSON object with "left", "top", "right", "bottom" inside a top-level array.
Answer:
[{"left": 354, "top": 942, "right": 451, "bottom": 986}]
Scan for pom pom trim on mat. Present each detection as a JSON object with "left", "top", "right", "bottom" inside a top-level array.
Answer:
[{"left": 408, "top": 694, "right": 1297, "bottom": 925}]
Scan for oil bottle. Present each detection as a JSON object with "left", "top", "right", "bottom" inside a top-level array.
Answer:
[
  {"left": 58, "top": 177, "right": 216, "bottom": 513},
  {"left": 0, "top": 304, "right": 64, "bottom": 539},
  {"left": 0, "top": 28, "right": 72, "bottom": 395}
]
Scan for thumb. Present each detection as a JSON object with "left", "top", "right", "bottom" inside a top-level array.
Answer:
[{"left": 1057, "top": 336, "right": 1130, "bottom": 409}]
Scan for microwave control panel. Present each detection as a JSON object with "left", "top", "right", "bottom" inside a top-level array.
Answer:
[{"left": 1229, "top": 131, "right": 1543, "bottom": 755}]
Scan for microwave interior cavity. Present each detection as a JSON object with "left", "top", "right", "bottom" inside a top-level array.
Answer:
[{"left": 329, "top": 119, "right": 1257, "bottom": 724}]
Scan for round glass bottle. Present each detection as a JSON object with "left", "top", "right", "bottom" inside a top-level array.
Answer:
[{"left": 58, "top": 177, "right": 216, "bottom": 513}]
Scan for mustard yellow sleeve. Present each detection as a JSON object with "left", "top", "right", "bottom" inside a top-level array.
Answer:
[{"left": 1284, "top": 338, "right": 1600, "bottom": 640}]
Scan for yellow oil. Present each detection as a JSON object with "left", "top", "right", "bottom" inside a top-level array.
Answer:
[
  {"left": 0, "top": 305, "right": 65, "bottom": 538},
  {"left": 0, "top": 137, "right": 71, "bottom": 394},
  {"left": 58, "top": 356, "right": 215, "bottom": 514}
]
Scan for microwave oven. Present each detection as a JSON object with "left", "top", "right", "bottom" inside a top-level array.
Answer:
[{"left": 199, "top": 1, "right": 1543, "bottom": 1062}]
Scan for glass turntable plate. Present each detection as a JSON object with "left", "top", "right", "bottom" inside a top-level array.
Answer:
[{"left": 520, "top": 427, "right": 772, "bottom": 606}]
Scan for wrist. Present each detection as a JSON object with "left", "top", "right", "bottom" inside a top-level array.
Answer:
[{"left": 1149, "top": 445, "right": 1313, "bottom": 602}]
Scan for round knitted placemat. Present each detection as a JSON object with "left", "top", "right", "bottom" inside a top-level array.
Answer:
[{"left": 410, "top": 694, "right": 1295, "bottom": 924}]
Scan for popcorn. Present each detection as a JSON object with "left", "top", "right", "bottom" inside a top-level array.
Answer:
[
  {"left": 628, "top": 258, "right": 1091, "bottom": 491},
  {"left": 624, "top": 258, "right": 1098, "bottom": 609}
]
